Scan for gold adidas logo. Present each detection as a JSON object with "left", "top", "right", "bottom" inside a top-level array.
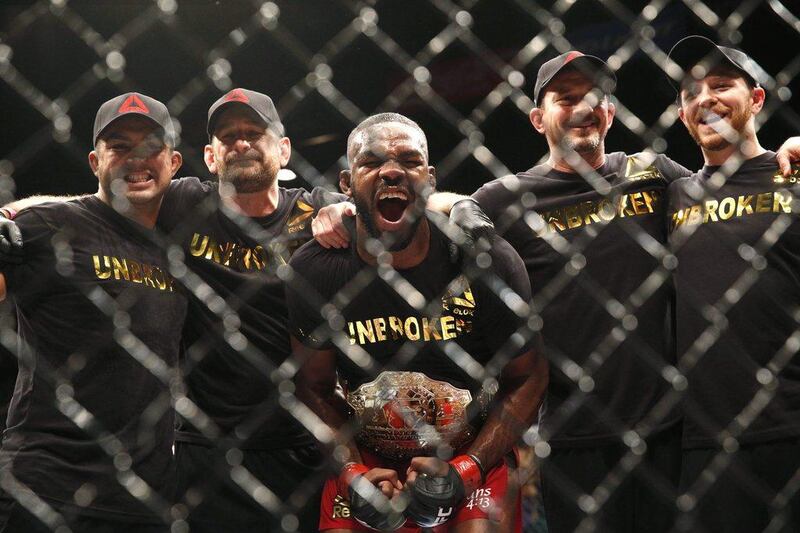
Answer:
[
  {"left": 772, "top": 164, "right": 800, "bottom": 184},
  {"left": 624, "top": 155, "right": 665, "bottom": 182},
  {"left": 287, "top": 199, "right": 314, "bottom": 234}
]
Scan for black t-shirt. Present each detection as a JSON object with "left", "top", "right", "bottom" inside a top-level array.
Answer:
[
  {"left": 286, "top": 220, "right": 535, "bottom": 400},
  {"left": 668, "top": 151, "right": 800, "bottom": 448},
  {"left": 0, "top": 196, "right": 187, "bottom": 521},
  {"left": 0, "top": 341, "right": 15, "bottom": 434},
  {"left": 157, "top": 177, "right": 345, "bottom": 449},
  {"left": 474, "top": 152, "right": 691, "bottom": 447}
]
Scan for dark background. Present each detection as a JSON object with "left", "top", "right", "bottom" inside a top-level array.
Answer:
[
  {"left": 1, "top": 0, "right": 798, "bottom": 197},
  {"left": 1, "top": 0, "right": 799, "bottom": 426}
]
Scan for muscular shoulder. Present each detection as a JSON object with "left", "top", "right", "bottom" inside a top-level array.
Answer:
[
  {"left": 14, "top": 203, "right": 57, "bottom": 237},
  {"left": 20, "top": 197, "right": 92, "bottom": 230},
  {"left": 472, "top": 174, "right": 534, "bottom": 220},
  {"left": 158, "top": 177, "right": 217, "bottom": 229},
  {"left": 167, "top": 176, "right": 216, "bottom": 195},
  {"left": 667, "top": 172, "right": 700, "bottom": 198},
  {"left": 163, "top": 176, "right": 216, "bottom": 208},
  {"left": 288, "top": 239, "right": 326, "bottom": 270},
  {"left": 288, "top": 239, "right": 355, "bottom": 286},
  {"left": 668, "top": 173, "right": 696, "bottom": 189},
  {"left": 625, "top": 152, "right": 693, "bottom": 183},
  {"left": 294, "top": 186, "right": 348, "bottom": 211},
  {"left": 485, "top": 236, "right": 531, "bottom": 299},
  {"left": 277, "top": 186, "right": 348, "bottom": 221}
]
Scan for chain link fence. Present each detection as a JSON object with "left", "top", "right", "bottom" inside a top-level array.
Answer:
[{"left": 1, "top": 0, "right": 799, "bottom": 532}]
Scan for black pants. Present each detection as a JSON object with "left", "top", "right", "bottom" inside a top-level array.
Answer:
[
  {"left": 539, "top": 424, "right": 682, "bottom": 533},
  {"left": 175, "top": 441, "right": 326, "bottom": 533},
  {"left": 679, "top": 438, "right": 800, "bottom": 533},
  {"left": 0, "top": 497, "right": 169, "bottom": 533}
]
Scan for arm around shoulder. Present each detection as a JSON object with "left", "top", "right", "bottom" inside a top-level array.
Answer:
[{"left": 3, "top": 194, "right": 88, "bottom": 216}]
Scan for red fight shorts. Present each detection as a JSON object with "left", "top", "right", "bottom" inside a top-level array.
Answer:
[{"left": 319, "top": 448, "right": 521, "bottom": 532}]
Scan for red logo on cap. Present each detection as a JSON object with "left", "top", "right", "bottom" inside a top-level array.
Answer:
[
  {"left": 225, "top": 89, "right": 249, "bottom": 104},
  {"left": 564, "top": 51, "right": 584, "bottom": 64},
  {"left": 118, "top": 94, "right": 150, "bottom": 115}
]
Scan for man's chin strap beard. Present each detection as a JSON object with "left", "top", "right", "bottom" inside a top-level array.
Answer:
[
  {"left": 354, "top": 197, "right": 380, "bottom": 241},
  {"left": 222, "top": 171, "right": 277, "bottom": 195}
]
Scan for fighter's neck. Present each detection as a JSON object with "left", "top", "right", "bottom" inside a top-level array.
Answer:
[
  {"left": 95, "top": 191, "right": 160, "bottom": 229},
  {"left": 548, "top": 148, "right": 606, "bottom": 174},
  {"left": 703, "top": 133, "right": 765, "bottom": 167},
  {"left": 222, "top": 183, "right": 281, "bottom": 218},
  {"left": 356, "top": 220, "right": 431, "bottom": 270}
]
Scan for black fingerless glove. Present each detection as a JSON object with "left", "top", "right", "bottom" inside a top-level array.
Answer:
[{"left": 449, "top": 198, "right": 495, "bottom": 254}]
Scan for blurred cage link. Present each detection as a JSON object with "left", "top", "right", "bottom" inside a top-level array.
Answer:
[{"left": 0, "top": 0, "right": 799, "bottom": 532}]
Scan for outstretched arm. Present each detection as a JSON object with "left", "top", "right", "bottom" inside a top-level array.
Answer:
[
  {"left": 312, "top": 192, "right": 494, "bottom": 249},
  {"left": 2, "top": 194, "right": 86, "bottom": 217},
  {"left": 0, "top": 194, "right": 87, "bottom": 265},
  {"left": 426, "top": 191, "right": 469, "bottom": 213}
]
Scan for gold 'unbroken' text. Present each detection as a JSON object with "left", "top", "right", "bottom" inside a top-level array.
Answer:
[
  {"left": 93, "top": 255, "right": 175, "bottom": 292},
  {"left": 539, "top": 190, "right": 661, "bottom": 234},
  {"left": 670, "top": 190, "right": 793, "bottom": 231},
  {"left": 189, "top": 233, "right": 285, "bottom": 272},
  {"left": 348, "top": 315, "right": 467, "bottom": 345}
]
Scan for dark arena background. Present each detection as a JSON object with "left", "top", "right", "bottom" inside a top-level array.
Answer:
[{"left": 0, "top": 1, "right": 799, "bottom": 532}]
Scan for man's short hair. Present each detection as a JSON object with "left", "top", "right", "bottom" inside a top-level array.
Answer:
[{"left": 347, "top": 113, "right": 428, "bottom": 164}]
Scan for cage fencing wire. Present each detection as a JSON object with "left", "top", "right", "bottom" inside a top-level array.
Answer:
[{"left": 1, "top": 0, "right": 799, "bottom": 532}]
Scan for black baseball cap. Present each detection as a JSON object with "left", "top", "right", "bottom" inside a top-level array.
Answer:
[
  {"left": 667, "top": 35, "right": 764, "bottom": 90},
  {"left": 207, "top": 88, "right": 285, "bottom": 139},
  {"left": 533, "top": 51, "right": 617, "bottom": 105},
  {"left": 93, "top": 92, "right": 175, "bottom": 146}
]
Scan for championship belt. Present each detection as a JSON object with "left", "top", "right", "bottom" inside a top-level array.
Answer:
[{"left": 347, "top": 371, "right": 487, "bottom": 460}]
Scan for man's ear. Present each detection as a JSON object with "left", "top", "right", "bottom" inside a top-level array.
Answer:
[
  {"left": 170, "top": 150, "right": 183, "bottom": 177},
  {"left": 428, "top": 166, "right": 436, "bottom": 190},
  {"left": 88, "top": 150, "right": 100, "bottom": 176},
  {"left": 530, "top": 107, "right": 545, "bottom": 134},
  {"left": 678, "top": 105, "right": 688, "bottom": 129},
  {"left": 339, "top": 169, "right": 353, "bottom": 196},
  {"left": 204, "top": 144, "right": 217, "bottom": 174},
  {"left": 751, "top": 86, "right": 766, "bottom": 114},
  {"left": 606, "top": 101, "right": 616, "bottom": 129},
  {"left": 278, "top": 137, "right": 291, "bottom": 167}
]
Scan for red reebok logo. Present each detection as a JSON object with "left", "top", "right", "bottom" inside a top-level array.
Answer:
[
  {"left": 564, "top": 51, "right": 584, "bottom": 64},
  {"left": 224, "top": 88, "right": 249, "bottom": 103},
  {"left": 118, "top": 94, "right": 150, "bottom": 115}
]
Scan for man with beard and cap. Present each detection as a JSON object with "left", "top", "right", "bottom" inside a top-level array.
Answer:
[
  {"left": 0, "top": 93, "right": 187, "bottom": 532},
  {"left": 667, "top": 35, "right": 800, "bottom": 532},
  {"left": 286, "top": 113, "right": 547, "bottom": 532},
  {"left": 153, "top": 88, "right": 347, "bottom": 533}
]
